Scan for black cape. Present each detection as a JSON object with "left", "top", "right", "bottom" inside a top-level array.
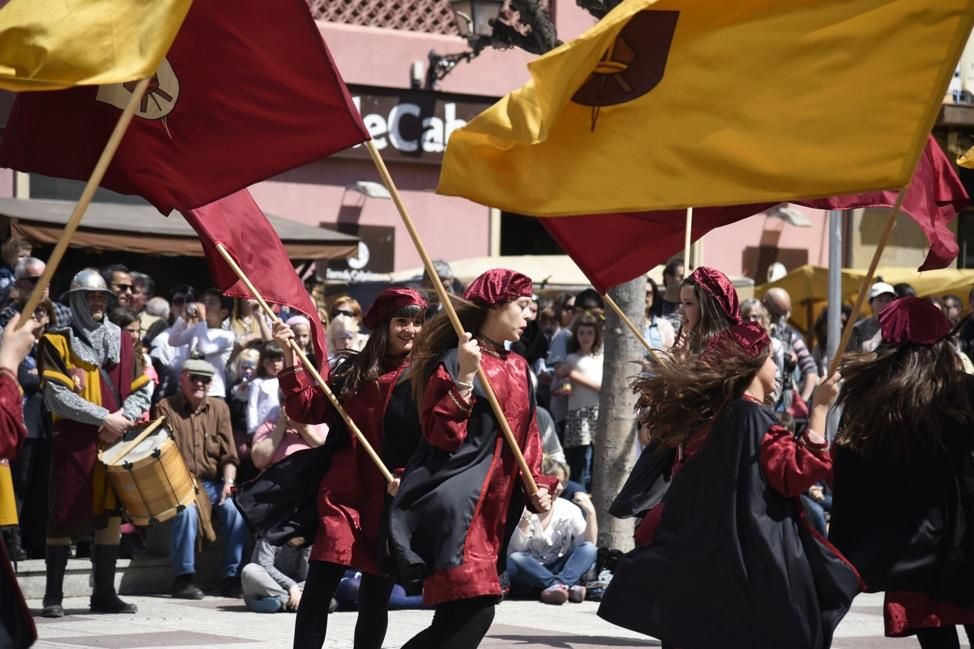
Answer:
[
  {"left": 233, "top": 373, "right": 421, "bottom": 548},
  {"left": 388, "top": 348, "right": 533, "bottom": 583},
  {"left": 608, "top": 439, "right": 676, "bottom": 519},
  {"left": 598, "top": 399, "right": 860, "bottom": 649},
  {"left": 828, "top": 379, "right": 974, "bottom": 606}
]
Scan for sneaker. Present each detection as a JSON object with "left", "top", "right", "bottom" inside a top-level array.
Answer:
[
  {"left": 540, "top": 583, "right": 569, "bottom": 605},
  {"left": 569, "top": 584, "right": 587, "bottom": 603},
  {"left": 221, "top": 576, "right": 243, "bottom": 598},
  {"left": 171, "top": 574, "right": 204, "bottom": 600}
]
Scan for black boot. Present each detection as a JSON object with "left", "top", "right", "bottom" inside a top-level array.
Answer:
[
  {"left": 89, "top": 544, "right": 137, "bottom": 614},
  {"left": 42, "top": 544, "right": 70, "bottom": 618}
]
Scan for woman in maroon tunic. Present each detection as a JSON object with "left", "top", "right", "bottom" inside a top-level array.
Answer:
[
  {"left": 829, "top": 297, "right": 974, "bottom": 648},
  {"left": 0, "top": 313, "right": 43, "bottom": 649},
  {"left": 273, "top": 287, "right": 427, "bottom": 649},
  {"left": 390, "top": 269, "right": 556, "bottom": 649},
  {"left": 599, "top": 323, "right": 858, "bottom": 649}
]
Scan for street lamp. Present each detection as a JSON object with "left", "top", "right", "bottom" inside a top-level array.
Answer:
[
  {"left": 426, "top": 0, "right": 503, "bottom": 89},
  {"left": 450, "top": 0, "right": 503, "bottom": 38}
]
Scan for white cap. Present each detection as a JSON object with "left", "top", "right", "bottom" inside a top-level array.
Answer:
[{"left": 868, "top": 282, "right": 896, "bottom": 301}]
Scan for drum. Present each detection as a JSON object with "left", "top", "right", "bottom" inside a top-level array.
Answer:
[{"left": 99, "top": 417, "right": 197, "bottom": 526}]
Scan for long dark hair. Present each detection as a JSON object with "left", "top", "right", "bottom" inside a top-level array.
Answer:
[
  {"left": 410, "top": 295, "right": 487, "bottom": 405},
  {"left": 332, "top": 304, "right": 424, "bottom": 399},
  {"left": 631, "top": 342, "right": 768, "bottom": 449},
  {"left": 836, "top": 340, "right": 973, "bottom": 457},
  {"left": 674, "top": 279, "right": 736, "bottom": 354}
]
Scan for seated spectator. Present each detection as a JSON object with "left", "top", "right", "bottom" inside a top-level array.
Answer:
[
  {"left": 0, "top": 238, "right": 31, "bottom": 306},
  {"left": 241, "top": 537, "right": 311, "bottom": 613},
  {"left": 506, "top": 457, "right": 597, "bottom": 605},
  {"left": 334, "top": 570, "right": 424, "bottom": 611},
  {"left": 246, "top": 341, "right": 284, "bottom": 435},
  {"left": 251, "top": 405, "right": 326, "bottom": 471},
  {"left": 155, "top": 360, "right": 246, "bottom": 599},
  {"left": 0, "top": 258, "right": 71, "bottom": 329},
  {"left": 169, "top": 289, "right": 235, "bottom": 399}
]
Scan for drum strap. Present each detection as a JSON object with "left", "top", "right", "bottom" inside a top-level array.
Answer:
[{"left": 100, "top": 366, "right": 123, "bottom": 412}]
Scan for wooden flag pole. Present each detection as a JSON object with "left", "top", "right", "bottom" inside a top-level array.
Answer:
[
  {"left": 214, "top": 243, "right": 394, "bottom": 484},
  {"left": 364, "top": 140, "right": 539, "bottom": 495},
  {"left": 683, "top": 207, "right": 694, "bottom": 269},
  {"left": 827, "top": 188, "right": 907, "bottom": 376},
  {"left": 602, "top": 293, "right": 659, "bottom": 360},
  {"left": 17, "top": 77, "right": 151, "bottom": 328}
]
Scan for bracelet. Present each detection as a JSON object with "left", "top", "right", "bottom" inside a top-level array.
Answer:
[
  {"left": 224, "top": 479, "right": 235, "bottom": 486},
  {"left": 454, "top": 379, "right": 473, "bottom": 391}
]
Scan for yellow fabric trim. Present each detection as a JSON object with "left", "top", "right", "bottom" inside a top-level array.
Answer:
[
  {"left": 130, "top": 373, "right": 151, "bottom": 393},
  {"left": 41, "top": 369, "right": 74, "bottom": 389}
]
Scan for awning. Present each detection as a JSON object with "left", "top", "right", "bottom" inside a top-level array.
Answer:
[
  {"left": 756, "top": 264, "right": 974, "bottom": 331},
  {"left": 0, "top": 197, "right": 359, "bottom": 260}
]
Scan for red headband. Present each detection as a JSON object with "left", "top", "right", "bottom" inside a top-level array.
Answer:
[
  {"left": 688, "top": 266, "right": 741, "bottom": 325},
  {"left": 464, "top": 269, "right": 533, "bottom": 306},
  {"left": 879, "top": 296, "right": 951, "bottom": 346},
  {"left": 707, "top": 321, "right": 770, "bottom": 360},
  {"left": 362, "top": 287, "right": 427, "bottom": 330}
]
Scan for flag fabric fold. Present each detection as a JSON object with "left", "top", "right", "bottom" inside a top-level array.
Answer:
[
  {"left": 439, "top": 0, "right": 974, "bottom": 215},
  {"left": 0, "top": 0, "right": 369, "bottom": 214},
  {"left": 0, "top": 0, "right": 192, "bottom": 92},
  {"left": 181, "top": 190, "right": 329, "bottom": 378},
  {"left": 960, "top": 145, "right": 974, "bottom": 170},
  {"left": 543, "top": 138, "right": 970, "bottom": 293}
]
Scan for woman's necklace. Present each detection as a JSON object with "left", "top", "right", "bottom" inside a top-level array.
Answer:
[{"left": 476, "top": 334, "right": 505, "bottom": 358}]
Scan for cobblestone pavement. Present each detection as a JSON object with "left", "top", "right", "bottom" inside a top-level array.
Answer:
[{"left": 26, "top": 591, "right": 971, "bottom": 648}]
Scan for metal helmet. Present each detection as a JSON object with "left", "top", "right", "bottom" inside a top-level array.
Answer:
[{"left": 61, "top": 268, "right": 115, "bottom": 299}]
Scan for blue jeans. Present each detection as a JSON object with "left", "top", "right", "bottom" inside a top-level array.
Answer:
[
  {"left": 506, "top": 542, "right": 597, "bottom": 591},
  {"left": 171, "top": 479, "right": 246, "bottom": 578},
  {"left": 564, "top": 446, "right": 593, "bottom": 492}
]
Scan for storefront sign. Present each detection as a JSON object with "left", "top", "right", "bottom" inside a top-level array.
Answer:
[
  {"left": 342, "top": 86, "right": 493, "bottom": 163},
  {"left": 321, "top": 223, "right": 395, "bottom": 283}
]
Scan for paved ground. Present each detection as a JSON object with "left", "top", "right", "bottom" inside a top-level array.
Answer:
[{"left": 26, "top": 591, "right": 970, "bottom": 648}]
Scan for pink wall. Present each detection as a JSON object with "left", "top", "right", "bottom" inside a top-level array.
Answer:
[
  {"left": 0, "top": 169, "right": 12, "bottom": 198},
  {"left": 250, "top": 157, "right": 488, "bottom": 271},
  {"left": 698, "top": 205, "right": 830, "bottom": 280}
]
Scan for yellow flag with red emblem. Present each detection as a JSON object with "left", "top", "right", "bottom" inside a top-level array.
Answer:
[
  {"left": 0, "top": 0, "right": 192, "bottom": 92},
  {"left": 960, "top": 145, "right": 974, "bottom": 169},
  {"left": 438, "top": 0, "right": 974, "bottom": 215}
]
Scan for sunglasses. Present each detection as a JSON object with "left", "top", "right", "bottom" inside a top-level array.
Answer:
[
  {"left": 112, "top": 283, "right": 134, "bottom": 293},
  {"left": 332, "top": 309, "right": 355, "bottom": 318},
  {"left": 187, "top": 374, "right": 212, "bottom": 385},
  {"left": 171, "top": 296, "right": 188, "bottom": 306}
]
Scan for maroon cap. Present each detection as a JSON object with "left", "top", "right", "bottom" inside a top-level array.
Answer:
[
  {"left": 463, "top": 269, "right": 533, "bottom": 306},
  {"left": 688, "top": 266, "right": 741, "bottom": 325},
  {"left": 362, "top": 287, "right": 427, "bottom": 330},
  {"left": 879, "top": 296, "right": 951, "bottom": 346},
  {"left": 707, "top": 321, "right": 770, "bottom": 360}
]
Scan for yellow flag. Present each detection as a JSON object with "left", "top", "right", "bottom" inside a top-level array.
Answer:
[
  {"left": 0, "top": 0, "right": 193, "bottom": 92},
  {"left": 960, "top": 145, "right": 974, "bottom": 170},
  {"left": 438, "top": 0, "right": 974, "bottom": 216}
]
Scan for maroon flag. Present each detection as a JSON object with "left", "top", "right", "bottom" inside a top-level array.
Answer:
[
  {"left": 0, "top": 0, "right": 369, "bottom": 214},
  {"left": 181, "top": 189, "right": 328, "bottom": 378},
  {"left": 543, "top": 137, "right": 969, "bottom": 292}
]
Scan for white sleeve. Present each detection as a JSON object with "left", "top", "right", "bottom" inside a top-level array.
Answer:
[
  {"left": 567, "top": 502, "right": 587, "bottom": 545},
  {"left": 166, "top": 318, "right": 198, "bottom": 347},
  {"left": 246, "top": 378, "right": 261, "bottom": 434}
]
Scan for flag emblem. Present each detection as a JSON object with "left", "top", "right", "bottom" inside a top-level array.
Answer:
[
  {"left": 572, "top": 10, "right": 679, "bottom": 129},
  {"left": 95, "top": 58, "right": 179, "bottom": 121}
]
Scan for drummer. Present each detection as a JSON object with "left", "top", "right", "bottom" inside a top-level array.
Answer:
[
  {"left": 156, "top": 358, "right": 245, "bottom": 600},
  {"left": 39, "top": 268, "right": 152, "bottom": 618}
]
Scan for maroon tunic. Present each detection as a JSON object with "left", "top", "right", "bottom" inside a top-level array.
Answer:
[
  {"left": 634, "top": 422, "right": 831, "bottom": 546},
  {"left": 279, "top": 359, "right": 407, "bottom": 574},
  {"left": 419, "top": 351, "right": 557, "bottom": 605}
]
